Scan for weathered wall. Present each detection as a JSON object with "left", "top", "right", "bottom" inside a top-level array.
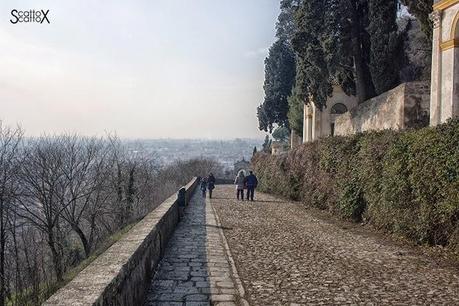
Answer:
[
  {"left": 335, "top": 82, "right": 430, "bottom": 136},
  {"left": 43, "top": 177, "right": 199, "bottom": 306}
]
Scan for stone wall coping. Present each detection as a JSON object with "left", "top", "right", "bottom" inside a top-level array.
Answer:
[
  {"left": 337, "top": 81, "right": 429, "bottom": 121},
  {"left": 334, "top": 81, "right": 430, "bottom": 136}
]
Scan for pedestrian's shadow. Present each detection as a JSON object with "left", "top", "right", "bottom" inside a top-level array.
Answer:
[
  {"left": 252, "top": 199, "right": 285, "bottom": 203},
  {"left": 207, "top": 196, "right": 233, "bottom": 200},
  {"left": 206, "top": 224, "right": 232, "bottom": 231}
]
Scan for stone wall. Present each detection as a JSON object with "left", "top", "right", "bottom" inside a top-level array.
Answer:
[
  {"left": 335, "top": 82, "right": 430, "bottom": 136},
  {"left": 43, "top": 177, "right": 200, "bottom": 306}
]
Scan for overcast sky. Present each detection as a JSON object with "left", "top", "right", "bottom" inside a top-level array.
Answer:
[{"left": 0, "top": 0, "right": 279, "bottom": 139}]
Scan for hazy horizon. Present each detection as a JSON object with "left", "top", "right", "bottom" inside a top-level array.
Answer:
[{"left": 0, "top": 0, "right": 279, "bottom": 139}]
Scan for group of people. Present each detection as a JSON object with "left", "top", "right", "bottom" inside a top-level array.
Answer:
[
  {"left": 234, "top": 170, "right": 258, "bottom": 201},
  {"left": 200, "top": 173, "right": 216, "bottom": 198},
  {"left": 199, "top": 170, "right": 259, "bottom": 201}
]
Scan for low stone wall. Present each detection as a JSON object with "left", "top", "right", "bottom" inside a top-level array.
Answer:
[
  {"left": 335, "top": 82, "right": 430, "bottom": 136},
  {"left": 43, "top": 177, "right": 200, "bottom": 306}
]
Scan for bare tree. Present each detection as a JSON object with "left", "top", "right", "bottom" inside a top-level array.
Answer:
[
  {"left": 57, "top": 136, "right": 107, "bottom": 257},
  {"left": 0, "top": 126, "right": 224, "bottom": 305},
  {"left": 0, "top": 123, "right": 23, "bottom": 306},
  {"left": 17, "top": 137, "right": 68, "bottom": 282}
]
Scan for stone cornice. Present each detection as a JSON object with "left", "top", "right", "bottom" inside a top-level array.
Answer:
[
  {"left": 440, "top": 38, "right": 459, "bottom": 50},
  {"left": 433, "top": 0, "right": 459, "bottom": 11}
]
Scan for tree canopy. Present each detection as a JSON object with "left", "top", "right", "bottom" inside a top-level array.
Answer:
[
  {"left": 259, "top": 0, "right": 432, "bottom": 136},
  {"left": 291, "top": 0, "right": 402, "bottom": 107},
  {"left": 272, "top": 126, "right": 290, "bottom": 142},
  {"left": 400, "top": 0, "right": 433, "bottom": 40},
  {"left": 257, "top": 39, "right": 296, "bottom": 132},
  {"left": 257, "top": 0, "right": 298, "bottom": 133}
]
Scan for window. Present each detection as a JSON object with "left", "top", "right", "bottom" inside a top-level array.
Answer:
[{"left": 330, "top": 103, "right": 348, "bottom": 115}]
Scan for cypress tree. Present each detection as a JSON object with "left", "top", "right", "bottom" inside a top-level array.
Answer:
[
  {"left": 400, "top": 0, "right": 433, "bottom": 40},
  {"left": 257, "top": 0, "right": 298, "bottom": 132},
  {"left": 291, "top": 0, "right": 332, "bottom": 110},
  {"left": 368, "top": 0, "right": 402, "bottom": 94},
  {"left": 258, "top": 39, "right": 296, "bottom": 132},
  {"left": 287, "top": 83, "right": 304, "bottom": 137}
]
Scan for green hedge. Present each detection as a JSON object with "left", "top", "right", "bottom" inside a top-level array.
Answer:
[{"left": 252, "top": 119, "right": 459, "bottom": 249}]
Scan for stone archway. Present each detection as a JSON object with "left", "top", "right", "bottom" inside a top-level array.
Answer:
[
  {"left": 451, "top": 10, "right": 459, "bottom": 39},
  {"left": 430, "top": 1, "right": 459, "bottom": 125}
]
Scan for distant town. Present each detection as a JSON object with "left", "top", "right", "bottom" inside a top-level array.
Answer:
[{"left": 124, "top": 138, "right": 263, "bottom": 170}]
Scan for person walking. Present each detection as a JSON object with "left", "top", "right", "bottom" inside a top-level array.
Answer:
[
  {"left": 234, "top": 170, "right": 245, "bottom": 200},
  {"left": 207, "top": 172, "right": 216, "bottom": 198},
  {"left": 245, "top": 170, "right": 258, "bottom": 201},
  {"left": 200, "top": 177, "right": 208, "bottom": 198}
]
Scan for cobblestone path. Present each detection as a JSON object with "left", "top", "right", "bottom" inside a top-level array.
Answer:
[
  {"left": 210, "top": 185, "right": 459, "bottom": 305},
  {"left": 144, "top": 191, "right": 247, "bottom": 306}
]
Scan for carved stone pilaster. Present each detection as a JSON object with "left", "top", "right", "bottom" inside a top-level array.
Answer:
[{"left": 430, "top": 10, "right": 442, "bottom": 29}]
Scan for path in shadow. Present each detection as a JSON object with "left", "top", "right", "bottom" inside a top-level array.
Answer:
[{"left": 144, "top": 191, "right": 239, "bottom": 305}]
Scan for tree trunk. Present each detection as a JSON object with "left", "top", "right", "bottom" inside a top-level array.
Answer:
[
  {"left": 11, "top": 224, "right": 22, "bottom": 306},
  {"left": 47, "top": 230, "right": 63, "bottom": 282},
  {"left": 350, "top": 1, "right": 376, "bottom": 103},
  {"left": 72, "top": 225, "right": 91, "bottom": 258}
]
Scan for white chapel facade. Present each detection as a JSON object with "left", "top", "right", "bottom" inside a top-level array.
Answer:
[
  {"left": 302, "top": 86, "right": 357, "bottom": 143},
  {"left": 430, "top": 0, "right": 459, "bottom": 125}
]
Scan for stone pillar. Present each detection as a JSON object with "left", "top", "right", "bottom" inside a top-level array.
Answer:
[
  {"left": 303, "top": 103, "right": 313, "bottom": 143},
  {"left": 311, "top": 104, "right": 322, "bottom": 141},
  {"left": 453, "top": 47, "right": 459, "bottom": 118},
  {"left": 430, "top": 9, "right": 443, "bottom": 126}
]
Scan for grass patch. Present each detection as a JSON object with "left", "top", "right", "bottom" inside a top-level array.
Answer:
[{"left": 9, "top": 222, "right": 136, "bottom": 305}]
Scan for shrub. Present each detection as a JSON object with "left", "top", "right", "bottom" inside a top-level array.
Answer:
[{"left": 252, "top": 119, "right": 459, "bottom": 250}]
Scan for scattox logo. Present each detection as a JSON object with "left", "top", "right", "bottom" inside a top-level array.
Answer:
[{"left": 10, "top": 9, "right": 50, "bottom": 24}]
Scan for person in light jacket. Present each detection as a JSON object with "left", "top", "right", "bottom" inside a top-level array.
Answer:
[{"left": 234, "top": 170, "right": 245, "bottom": 200}]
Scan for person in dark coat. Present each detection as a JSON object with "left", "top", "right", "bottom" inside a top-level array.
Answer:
[
  {"left": 207, "top": 172, "right": 216, "bottom": 198},
  {"left": 245, "top": 170, "right": 258, "bottom": 201}
]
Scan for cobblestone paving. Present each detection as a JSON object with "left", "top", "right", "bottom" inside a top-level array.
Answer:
[
  {"left": 144, "top": 191, "right": 245, "bottom": 306},
  {"left": 211, "top": 185, "right": 459, "bottom": 305}
]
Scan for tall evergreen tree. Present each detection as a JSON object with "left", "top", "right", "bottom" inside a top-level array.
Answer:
[
  {"left": 338, "top": 0, "right": 376, "bottom": 102},
  {"left": 258, "top": 39, "right": 296, "bottom": 132},
  {"left": 368, "top": 0, "right": 402, "bottom": 94},
  {"left": 291, "top": 0, "right": 332, "bottom": 110},
  {"left": 276, "top": 0, "right": 301, "bottom": 42},
  {"left": 292, "top": 0, "right": 402, "bottom": 106},
  {"left": 272, "top": 126, "right": 290, "bottom": 142},
  {"left": 287, "top": 83, "right": 304, "bottom": 137},
  {"left": 257, "top": 0, "right": 298, "bottom": 132},
  {"left": 400, "top": 0, "right": 433, "bottom": 40}
]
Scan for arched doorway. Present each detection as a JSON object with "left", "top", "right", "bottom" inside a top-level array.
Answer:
[
  {"left": 451, "top": 11, "right": 459, "bottom": 40},
  {"left": 431, "top": 4, "right": 459, "bottom": 125},
  {"left": 330, "top": 103, "right": 348, "bottom": 136}
]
